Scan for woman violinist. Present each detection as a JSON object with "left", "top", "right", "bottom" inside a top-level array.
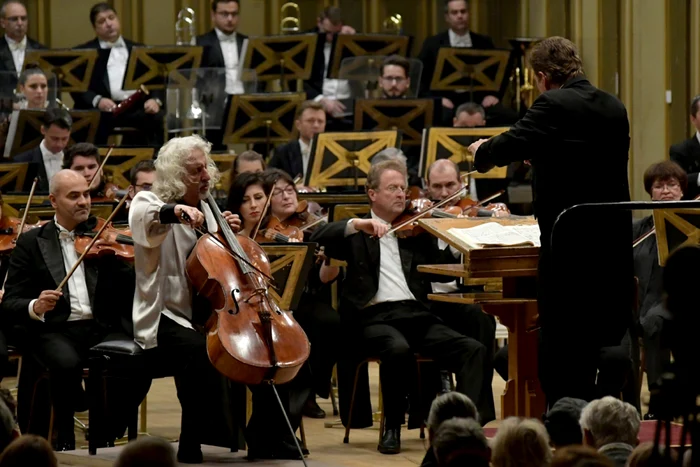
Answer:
[{"left": 62, "top": 143, "right": 118, "bottom": 202}]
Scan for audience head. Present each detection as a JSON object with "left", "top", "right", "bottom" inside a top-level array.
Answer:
[
  {"left": 380, "top": 55, "right": 411, "bottom": 98},
  {"left": 427, "top": 392, "right": 478, "bottom": 442},
  {"left": 530, "top": 36, "right": 584, "bottom": 91},
  {"left": 365, "top": 159, "right": 408, "bottom": 222},
  {"left": 453, "top": 102, "right": 486, "bottom": 127},
  {"left": 49, "top": 170, "right": 91, "bottom": 231},
  {"left": 63, "top": 142, "right": 101, "bottom": 187},
  {"left": 0, "top": 435, "right": 57, "bottom": 467},
  {"left": 226, "top": 171, "right": 269, "bottom": 231},
  {"left": 433, "top": 417, "right": 490, "bottom": 467},
  {"left": 153, "top": 135, "right": 219, "bottom": 205},
  {"left": 295, "top": 101, "right": 326, "bottom": 145},
  {"left": 551, "top": 445, "right": 614, "bottom": 467},
  {"left": 579, "top": 396, "right": 640, "bottom": 449},
  {"left": 372, "top": 147, "right": 407, "bottom": 166},
  {"left": 261, "top": 168, "right": 298, "bottom": 221},
  {"left": 113, "top": 436, "right": 177, "bottom": 467},
  {"left": 426, "top": 159, "right": 461, "bottom": 203},
  {"left": 642, "top": 160, "right": 687, "bottom": 200},
  {"left": 444, "top": 0, "right": 470, "bottom": 35},
  {"left": 0, "top": 1, "right": 28, "bottom": 42},
  {"left": 41, "top": 108, "right": 72, "bottom": 155},
  {"left": 128, "top": 159, "right": 156, "bottom": 200},
  {"left": 318, "top": 6, "right": 344, "bottom": 42},
  {"left": 543, "top": 397, "right": 588, "bottom": 448},
  {"left": 90, "top": 2, "right": 120, "bottom": 42},
  {"left": 18, "top": 66, "right": 48, "bottom": 109},
  {"left": 626, "top": 442, "right": 678, "bottom": 467},
  {"left": 211, "top": 0, "right": 239, "bottom": 35},
  {"left": 231, "top": 150, "right": 265, "bottom": 180},
  {"left": 0, "top": 397, "right": 16, "bottom": 454},
  {"left": 690, "top": 95, "right": 700, "bottom": 131},
  {"left": 491, "top": 417, "right": 552, "bottom": 467}
]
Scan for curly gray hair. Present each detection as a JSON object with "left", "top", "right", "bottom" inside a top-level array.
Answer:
[
  {"left": 579, "top": 396, "right": 640, "bottom": 447},
  {"left": 152, "top": 135, "right": 220, "bottom": 203}
]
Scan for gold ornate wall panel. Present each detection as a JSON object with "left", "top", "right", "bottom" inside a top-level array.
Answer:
[
  {"left": 692, "top": 0, "right": 700, "bottom": 137},
  {"left": 599, "top": 0, "right": 620, "bottom": 97},
  {"left": 667, "top": 0, "right": 690, "bottom": 147}
]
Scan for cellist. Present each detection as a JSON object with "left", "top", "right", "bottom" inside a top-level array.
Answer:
[{"left": 129, "top": 136, "right": 305, "bottom": 463}]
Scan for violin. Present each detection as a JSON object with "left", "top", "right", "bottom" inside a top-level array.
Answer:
[
  {"left": 0, "top": 217, "right": 48, "bottom": 254},
  {"left": 74, "top": 217, "right": 134, "bottom": 261}
]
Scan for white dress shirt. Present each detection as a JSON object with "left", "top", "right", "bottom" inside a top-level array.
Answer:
[
  {"left": 431, "top": 238, "right": 461, "bottom": 294},
  {"left": 449, "top": 29, "right": 473, "bottom": 48},
  {"left": 29, "top": 218, "right": 93, "bottom": 322},
  {"left": 5, "top": 34, "right": 26, "bottom": 74},
  {"left": 299, "top": 138, "right": 311, "bottom": 180},
  {"left": 215, "top": 28, "right": 245, "bottom": 95},
  {"left": 39, "top": 139, "right": 64, "bottom": 181},
  {"left": 99, "top": 36, "right": 135, "bottom": 102},
  {"left": 316, "top": 42, "right": 351, "bottom": 102},
  {"left": 345, "top": 211, "right": 416, "bottom": 307}
]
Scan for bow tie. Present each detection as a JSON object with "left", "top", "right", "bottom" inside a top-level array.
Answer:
[
  {"left": 9, "top": 42, "right": 25, "bottom": 51},
  {"left": 58, "top": 230, "right": 75, "bottom": 241},
  {"left": 219, "top": 34, "right": 236, "bottom": 43},
  {"left": 105, "top": 40, "right": 124, "bottom": 49}
]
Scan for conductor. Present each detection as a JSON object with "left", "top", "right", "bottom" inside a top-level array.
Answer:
[{"left": 469, "top": 37, "right": 633, "bottom": 406}]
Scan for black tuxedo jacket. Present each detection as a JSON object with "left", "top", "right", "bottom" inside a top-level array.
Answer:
[
  {"left": 633, "top": 216, "right": 664, "bottom": 320},
  {"left": 13, "top": 146, "right": 48, "bottom": 192},
  {"left": 309, "top": 217, "right": 456, "bottom": 325},
  {"left": 417, "top": 30, "right": 495, "bottom": 99},
  {"left": 669, "top": 135, "right": 700, "bottom": 199},
  {"left": 475, "top": 75, "right": 633, "bottom": 346},
  {"left": 0, "top": 35, "right": 45, "bottom": 75},
  {"left": 196, "top": 29, "right": 247, "bottom": 69},
  {"left": 1, "top": 220, "right": 134, "bottom": 330},
  {"left": 269, "top": 140, "right": 303, "bottom": 180},
  {"left": 70, "top": 37, "right": 164, "bottom": 110}
]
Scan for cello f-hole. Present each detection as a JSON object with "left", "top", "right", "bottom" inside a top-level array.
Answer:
[{"left": 230, "top": 289, "right": 241, "bottom": 314}]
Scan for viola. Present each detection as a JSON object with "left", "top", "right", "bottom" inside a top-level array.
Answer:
[
  {"left": 74, "top": 217, "right": 134, "bottom": 261},
  {"left": 256, "top": 216, "right": 304, "bottom": 244},
  {"left": 186, "top": 194, "right": 310, "bottom": 386},
  {"left": 0, "top": 217, "right": 48, "bottom": 253}
]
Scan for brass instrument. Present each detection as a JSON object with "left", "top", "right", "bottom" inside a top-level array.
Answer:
[
  {"left": 176, "top": 7, "right": 196, "bottom": 46},
  {"left": 383, "top": 14, "right": 402, "bottom": 35},
  {"left": 519, "top": 48, "right": 535, "bottom": 110},
  {"left": 280, "top": 2, "right": 301, "bottom": 34}
]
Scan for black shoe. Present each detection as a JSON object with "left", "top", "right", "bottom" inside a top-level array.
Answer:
[
  {"left": 177, "top": 443, "right": 203, "bottom": 464},
  {"left": 303, "top": 397, "right": 326, "bottom": 419},
  {"left": 378, "top": 427, "right": 401, "bottom": 454},
  {"left": 282, "top": 438, "right": 309, "bottom": 456}
]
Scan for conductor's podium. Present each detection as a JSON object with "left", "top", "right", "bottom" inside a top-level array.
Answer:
[{"left": 417, "top": 217, "right": 546, "bottom": 419}]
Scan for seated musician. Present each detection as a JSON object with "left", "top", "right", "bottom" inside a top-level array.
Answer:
[
  {"left": 129, "top": 136, "right": 305, "bottom": 462},
  {"left": 453, "top": 102, "right": 485, "bottom": 128},
  {"left": 269, "top": 101, "right": 326, "bottom": 184},
  {"left": 229, "top": 149, "right": 265, "bottom": 180},
  {"left": 16, "top": 66, "right": 49, "bottom": 110},
  {"left": 669, "top": 95, "right": 700, "bottom": 199},
  {"left": 310, "top": 160, "right": 495, "bottom": 454},
  {"left": 109, "top": 159, "right": 156, "bottom": 227},
  {"left": 379, "top": 55, "right": 411, "bottom": 99},
  {"left": 13, "top": 108, "right": 71, "bottom": 192},
  {"left": 62, "top": 143, "right": 117, "bottom": 201},
  {"left": 1, "top": 169, "right": 137, "bottom": 450},
  {"left": 0, "top": 1, "right": 45, "bottom": 76},
  {"left": 71, "top": 3, "right": 164, "bottom": 147},
  {"left": 225, "top": 172, "right": 268, "bottom": 238}
]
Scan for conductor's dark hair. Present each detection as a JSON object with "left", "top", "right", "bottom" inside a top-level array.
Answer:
[
  {"left": 231, "top": 150, "right": 265, "bottom": 180},
  {"left": 319, "top": 6, "right": 342, "bottom": 25},
  {"left": 530, "top": 36, "right": 584, "bottom": 86},
  {"left": 444, "top": 0, "right": 469, "bottom": 13},
  {"left": 43, "top": 108, "right": 72, "bottom": 131},
  {"left": 130, "top": 159, "right": 155, "bottom": 186},
  {"left": 642, "top": 160, "right": 688, "bottom": 196},
  {"left": 62, "top": 142, "right": 99, "bottom": 169},
  {"left": 211, "top": 0, "right": 239, "bottom": 12},
  {"left": 226, "top": 171, "right": 269, "bottom": 217},
  {"left": 381, "top": 55, "right": 410, "bottom": 78},
  {"left": 90, "top": 2, "right": 116, "bottom": 26},
  {"left": 690, "top": 95, "right": 700, "bottom": 117}
]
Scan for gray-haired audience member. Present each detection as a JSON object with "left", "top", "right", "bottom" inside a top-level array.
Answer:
[
  {"left": 113, "top": 437, "right": 177, "bottom": 467},
  {"left": 580, "top": 396, "right": 640, "bottom": 467},
  {"left": 432, "top": 417, "right": 490, "bottom": 467},
  {"left": 421, "top": 392, "right": 479, "bottom": 467},
  {"left": 491, "top": 416, "right": 553, "bottom": 467},
  {"left": 372, "top": 147, "right": 407, "bottom": 166},
  {"left": 0, "top": 435, "right": 57, "bottom": 467},
  {"left": 0, "top": 397, "right": 17, "bottom": 453},
  {"left": 543, "top": 397, "right": 588, "bottom": 448}
]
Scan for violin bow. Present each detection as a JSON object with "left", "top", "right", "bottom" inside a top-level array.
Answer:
[
  {"left": 1, "top": 177, "right": 39, "bottom": 291},
  {"left": 88, "top": 145, "right": 115, "bottom": 191},
  {"left": 250, "top": 188, "right": 273, "bottom": 241},
  {"left": 473, "top": 190, "right": 505, "bottom": 208},
  {"left": 55, "top": 193, "right": 128, "bottom": 292}
]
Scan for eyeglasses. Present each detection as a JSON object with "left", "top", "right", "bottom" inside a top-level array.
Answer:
[
  {"left": 381, "top": 184, "right": 407, "bottom": 194},
  {"left": 381, "top": 76, "right": 407, "bottom": 84},
  {"left": 272, "top": 186, "right": 296, "bottom": 197},
  {"left": 216, "top": 11, "right": 238, "bottom": 19},
  {"left": 135, "top": 183, "right": 152, "bottom": 191},
  {"left": 651, "top": 181, "right": 680, "bottom": 191}
]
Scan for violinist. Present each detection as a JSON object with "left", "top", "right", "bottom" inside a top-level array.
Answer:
[
  {"left": 229, "top": 150, "right": 265, "bottom": 181},
  {"left": 62, "top": 143, "right": 118, "bottom": 201},
  {"left": 129, "top": 136, "right": 302, "bottom": 462},
  {"left": 310, "top": 160, "right": 495, "bottom": 454},
  {"left": 16, "top": 66, "right": 50, "bottom": 110},
  {"left": 1, "top": 170, "right": 138, "bottom": 451},
  {"left": 111, "top": 160, "right": 155, "bottom": 227},
  {"left": 225, "top": 171, "right": 268, "bottom": 238}
]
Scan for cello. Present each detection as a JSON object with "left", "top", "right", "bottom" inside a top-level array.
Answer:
[{"left": 185, "top": 194, "right": 310, "bottom": 386}]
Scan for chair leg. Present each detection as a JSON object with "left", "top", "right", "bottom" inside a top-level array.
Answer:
[
  {"left": 343, "top": 361, "right": 367, "bottom": 444},
  {"left": 330, "top": 368, "right": 339, "bottom": 417},
  {"left": 47, "top": 406, "right": 54, "bottom": 445},
  {"left": 377, "top": 363, "right": 384, "bottom": 446},
  {"left": 299, "top": 418, "right": 307, "bottom": 450},
  {"left": 139, "top": 396, "right": 148, "bottom": 434}
]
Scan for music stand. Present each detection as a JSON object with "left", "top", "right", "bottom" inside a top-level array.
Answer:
[
  {"left": 240, "top": 34, "right": 318, "bottom": 90},
  {"left": 328, "top": 34, "right": 411, "bottom": 79},
  {"left": 354, "top": 99, "right": 435, "bottom": 146},
  {"left": 123, "top": 46, "right": 203, "bottom": 91},
  {"left": 98, "top": 147, "right": 156, "bottom": 188},
  {"left": 260, "top": 243, "right": 316, "bottom": 311},
  {"left": 0, "top": 162, "right": 28, "bottom": 193},
  {"left": 305, "top": 130, "right": 401, "bottom": 190},
  {"left": 429, "top": 48, "right": 511, "bottom": 103},
  {"left": 23, "top": 49, "right": 99, "bottom": 98},
  {"left": 222, "top": 92, "right": 305, "bottom": 156},
  {"left": 419, "top": 127, "right": 509, "bottom": 179},
  {"left": 5, "top": 109, "right": 100, "bottom": 158},
  {"left": 653, "top": 208, "right": 700, "bottom": 266}
]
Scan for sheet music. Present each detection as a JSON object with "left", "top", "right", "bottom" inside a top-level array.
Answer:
[{"left": 448, "top": 222, "right": 540, "bottom": 248}]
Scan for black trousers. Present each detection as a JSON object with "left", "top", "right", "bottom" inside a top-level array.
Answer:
[
  {"left": 432, "top": 302, "right": 496, "bottom": 364},
  {"left": 0, "top": 329, "right": 8, "bottom": 382},
  {"left": 29, "top": 320, "right": 128, "bottom": 442},
  {"left": 354, "top": 301, "right": 495, "bottom": 427}
]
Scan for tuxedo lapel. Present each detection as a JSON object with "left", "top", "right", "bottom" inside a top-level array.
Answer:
[
  {"left": 37, "top": 222, "right": 70, "bottom": 304},
  {"left": 84, "top": 261, "right": 98, "bottom": 310},
  {"left": 290, "top": 141, "right": 304, "bottom": 179},
  {"left": 0, "top": 38, "right": 15, "bottom": 73},
  {"left": 236, "top": 33, "right": 245, "bottom": 60},
  {"left": 363, "top": 230, "right": 381, "bottom": 278}
]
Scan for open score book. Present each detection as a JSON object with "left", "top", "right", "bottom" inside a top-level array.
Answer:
[{"left": 447, "top": 222, "right": 541, "bottom": 248}]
